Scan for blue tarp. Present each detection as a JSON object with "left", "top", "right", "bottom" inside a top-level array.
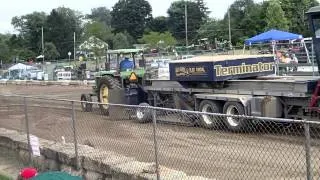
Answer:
[{"left": 245, "top": 29, "right": 303, "bottom": 45}]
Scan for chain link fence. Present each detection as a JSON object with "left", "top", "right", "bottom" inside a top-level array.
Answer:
[
  {"left": 0, "top": 94, "right": 320, "bottom": 179},
  {"left": 0, "top": 95, "right": 26, "bottom": 179}
]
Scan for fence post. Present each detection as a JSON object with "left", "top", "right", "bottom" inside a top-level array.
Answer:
[
  {"left": 152, "top": 95, "right": 160, "bottom": 180},
  {"left": 23, "top": 97, "right": 32, "bottom": 164},
  {"left": 304, "top": 122, "right": 312, "bottom": 180},
  {"left": 71, "top": 101, "right": 80, "bottom": 170}
]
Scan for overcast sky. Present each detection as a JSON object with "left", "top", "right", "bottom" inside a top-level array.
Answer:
[{"left": 0, "top": 0, "right": 264, "bottom": 34}]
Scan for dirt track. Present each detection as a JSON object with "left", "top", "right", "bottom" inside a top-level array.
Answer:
[{"left": 1, "top": 84, "right": 320, "bottom": 179}]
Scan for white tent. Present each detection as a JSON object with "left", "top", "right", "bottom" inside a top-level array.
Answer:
[
  {"left": 8, "top": 63, "right": 34, "bottom": 71},
  {"left": 7, "top": 63, "right": 37, "bottom": 79},
  {"left": 36, "top": 55, "right": 44, "bottom": 59}
]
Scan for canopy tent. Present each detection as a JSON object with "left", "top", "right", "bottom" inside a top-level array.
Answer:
[
  {"left": 243, "top": 29, "right": 311, "bottom": 66},
  {"left": 245, "top": 29, "right": 303, "bottom": 45},
  {"left": 243, "top": 29, "right": 312, "bottom": 76},
  {"left": 8, "top": 63, "right": 34, "bottom": 71},
  {"left": 7, "top": 63, "right": 37, "bottom": 79}
]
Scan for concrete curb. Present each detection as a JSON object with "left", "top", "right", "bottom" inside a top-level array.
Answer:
[{"left": 0, "top": 128, "right": 212, "bottom": 180}]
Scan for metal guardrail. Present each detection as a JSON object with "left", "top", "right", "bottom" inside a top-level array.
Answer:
[{"left": 0, "top": 94, "right": 320, "bottom": 179}]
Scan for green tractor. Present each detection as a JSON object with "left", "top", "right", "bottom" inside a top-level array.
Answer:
[{"left": 80, "top": 48, "right": 147, "bottom": 114}]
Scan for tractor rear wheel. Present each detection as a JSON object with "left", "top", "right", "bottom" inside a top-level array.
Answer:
[{"left": 97, "top": 76, "right": 121, "bottom": 115}]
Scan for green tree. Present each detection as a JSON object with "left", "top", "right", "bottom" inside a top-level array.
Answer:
[
  {"left": 11, "top": 12, "right": 47, "bottom": 54},
  {"left": 111, "top": 0, "right": 152, "bottom": 40},
  {"left": 7, "top": 35, "right": 25, "bottom": 50},
  {"left": 197, "top": 19, "right": 224, "bottom": 43},
  {"left": 167, "top": 1, "right": 203, "bottom": 44},
  {"left": 0, "top": 33, "right": 37, "bottom": 63},
  {"left": 83, "top": 21, "right": 113, "bottom": 43},
  {"left": 87, "top": 7, "right": 112, "bottom": 27},
  {"left": 44, "top": 42, "right": 60, "bottom": 60},
  {"left": 139, "top": 31, "right": 176, "bottom": 48},
  {"left": 218, "top": 0, "right": 265, "bottom": 44},
  {"left": 194, "top": 0, "right": 210, "bottom": 21},
  {"left": 45, "top": 7, "right": 83, "bottom": 58},
  {"left": 5, "top": 34, "right": 28, "bottom": 62},
  {"left": 147, "top": 16, "right": 168, "bottom": 33},
  {"left": 0, "top": 42, "right": 10, "bottom": 63},
  {"left": 265, "top": 0, "right": 289, "bottom": 31},
  {"left": 0, "top": 34, "right": 10, "bottom": 63},
  {"left": 16, "top": 49, "right": 36, "bottom": 61},
  {"left": 279, "top": 0, "right": 319, "bottom": 35},
  {"left": 112, "top": 32, "right": 131, "bottom": 49}
]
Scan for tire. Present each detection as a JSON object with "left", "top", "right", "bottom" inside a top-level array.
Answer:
[
  {"left": 223, "top": 102, "right": 247, "bottom": 131},
  {"left": 199, "top": 100, "right": 222, "bottom": 129},
  {"left": 97, "top": 76, "right": 121, "bottom": 115},
  {"left": 136, "top": 103, "right": 152, "bottom": 123},
  {"left": 80, "top": 94, "right": 93, "bottom": 112}
]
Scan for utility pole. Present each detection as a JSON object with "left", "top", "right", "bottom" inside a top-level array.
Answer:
[
  {"left": 41, "top": 26, "right": 44, "bottom": 70},
  {"left": 228, "top": 7, "right": 232, "bottom": 48},
  {"left": 185, "top": 2, "right": 188, "bottom": 49},
  {"left": 74, "top": 32, "right": 76, "bottom": 63}
]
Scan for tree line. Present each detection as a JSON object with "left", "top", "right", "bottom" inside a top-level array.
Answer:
[{"left": 0, "top": 0, "right": 318, "bottom": 63}]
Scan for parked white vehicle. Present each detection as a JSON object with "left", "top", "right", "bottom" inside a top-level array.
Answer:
[{"left": 57, "top": 71, "right": 72, "bottom": 80}]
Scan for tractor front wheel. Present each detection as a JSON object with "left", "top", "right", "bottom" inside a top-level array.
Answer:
[
  {"left": 136, "top": 103, "right": 152, "bottom": 123},
  {"left": 80, "top": 94, "right": 93, "bottom": 112}
]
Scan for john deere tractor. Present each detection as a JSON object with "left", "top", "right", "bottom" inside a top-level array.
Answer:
[{"left": 80, "top": 49, "right": 147, "bottom": 114}]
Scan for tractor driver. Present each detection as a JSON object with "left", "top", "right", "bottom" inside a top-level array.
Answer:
[{"left": 120, "top": 57, "right": 134, "bottom": 71}]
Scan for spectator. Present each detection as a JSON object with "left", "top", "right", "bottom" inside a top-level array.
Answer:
[
  {"left": 289, "top": 54, "right": 298, "bottom": 72},
  {"left": 119, "top": 57, "right": 134, "bottom": 71},
  {"left": 282, "top": 53, "right": 292, "bottom": 64},
  {"left": 290, "top": 54, "right": 298, "bottom": 64}
]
